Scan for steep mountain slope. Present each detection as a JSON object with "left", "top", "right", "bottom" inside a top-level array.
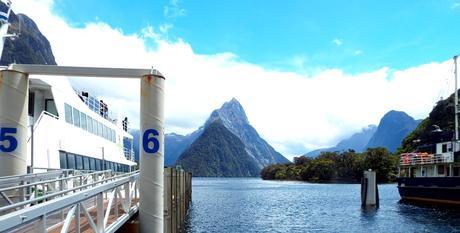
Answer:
[
  {"left": 131, "top": 128, "right": 202, "bottom": 164},
  {"left": 164, "top": 130, "right": 202, "bottom": 166},
  {"left": 305, "top": 125, "right": 377, "bottom": 157},
  {"left": 175, "top": 120, "right": 260, "bottom": 177},
  {"left": 130, "top": 129, "right": 140, "bottom": 162},
  {"left": 400, "top": 93, "right": 455, "bottom": 152},
  {"left": 204, "top": 98, "right": 289, "bottom": 168},
  {"left": 0, "top": 2, "right": 56, "bottom": 65},
  {"left": 365, "top": 110, "right": 419, "bottom": 152}
]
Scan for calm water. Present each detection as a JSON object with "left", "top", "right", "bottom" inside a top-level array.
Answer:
[{"left": 185, "top": 178, "right": 460, "bottom": 233}]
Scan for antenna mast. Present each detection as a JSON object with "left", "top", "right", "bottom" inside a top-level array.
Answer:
[{"left": 455, "top": 55, "right": 459, "bottom": 143}]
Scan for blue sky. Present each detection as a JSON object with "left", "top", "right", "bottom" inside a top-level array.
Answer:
[
  {"left": 18, "top": 0, "right": 458, "bottom": 158},
  {"left": 53, "top": 0, "right": 460, "bottom": 74}
]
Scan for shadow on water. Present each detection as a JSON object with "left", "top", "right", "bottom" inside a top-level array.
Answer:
[
  {"left": 360, "top": 205, "right": 379, "bottom": 220},
  {"left": 396, "top": 200, "right": 460, "bottom": 231},
  {"left": 398, "top": 199, "right": 460, "bottom": 212},
  {"left": 183, "top": 202, "right": 194, "bottom": 233}
]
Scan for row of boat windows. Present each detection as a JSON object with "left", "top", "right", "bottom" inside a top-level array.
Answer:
[
  {"left": 64, "top": 103, "right": 116, "bottom": 143},
  {"left": 59, "top": 151, "right": 130, "bottom": 173}
]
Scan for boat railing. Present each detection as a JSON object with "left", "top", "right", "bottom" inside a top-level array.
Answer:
[
  {"left": 400, "top": 152, "right": 452, "bottom": 166},
  {"left": 123, "top": 147, "right": 135, "bottom": 161}
]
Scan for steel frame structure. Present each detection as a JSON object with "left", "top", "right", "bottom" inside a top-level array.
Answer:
[{"left": 0, "top": 169, "right": 139, "bottom": 233}]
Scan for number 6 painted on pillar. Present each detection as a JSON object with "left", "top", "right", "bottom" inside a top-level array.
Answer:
[
  {"left": 142, "top": 128, "right": 160, "bottom": 154},
  {"left": 0, "top": 127, "right": 18, "bottom": 153}
]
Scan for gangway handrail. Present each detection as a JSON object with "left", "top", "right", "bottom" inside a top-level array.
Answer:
[
  {"left": 0, "top": 171, "right": 138, "bottom": 213},
  {"left": 0, "top": 169, "right": 69, "bottom": 181},
  {"left": 0, "top": 169, "right": 113, "bottom": 193},
  {"left": 0, "top": 171, "right": 139, "bottom": 233}
]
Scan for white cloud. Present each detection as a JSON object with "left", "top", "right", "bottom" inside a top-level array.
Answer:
[
  {"left": 452, "top": 2, "right": 460, "bottom": 9},
  {"left": 159, "top": 23, "right": 173, "bottom": 34},
  {"left": 12, "top": 1, "right": 456, "bottom": 160},
  {"left": 332, "top": 38, "right": 343, "bottom": 47},
  {"left": 354, "top": 50, "right": 363, "bottom": 56},
  {"left": 163, "top": 0, "right": 186, "bottom": 19}
]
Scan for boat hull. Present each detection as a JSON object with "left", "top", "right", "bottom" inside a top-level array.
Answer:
[{"left": 397, "top": 177, "right": 460, "bottom": 205}]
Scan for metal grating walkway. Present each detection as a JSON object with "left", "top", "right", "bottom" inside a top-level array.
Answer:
[{"left": 0, "top": 169, "right": 139, "bottom": 233}]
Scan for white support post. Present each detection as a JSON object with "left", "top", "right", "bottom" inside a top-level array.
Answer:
[
  {"left": 139, "top": 74, "right": 165, "bottom": 233},
  {"left": 124, "top": 183, "right": 130, "bottom": 213},
  {"left": 61, "top": 205, "right": 77, "bottom": 233},
  {"left": 0, "top": 70, "right": 29, "bottom": 177},
  {"left": 76, "top": 204, "right": 81, "bottom": 233},
  {"left": 97, "top": 193, "right": 104, "bottom": 233},
  {"left": 35, "top": 214, "right": 47, "bottom": 233},
  {"left": 114, "top": 188, "right": 118, "bottom": 220}
]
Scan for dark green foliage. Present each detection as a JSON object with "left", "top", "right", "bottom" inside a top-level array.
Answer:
[
  {"left": 261, "top": 148, "right": 398, "bottom": 183},
  {"left": 175, "top": 120, "right": 260, "bottom": 177},
  {"left": 400, "top": 92, "right": 455, "bottom": 153},
  {"left": 361, "top": 148, "right": 399, "bottom": 183}
]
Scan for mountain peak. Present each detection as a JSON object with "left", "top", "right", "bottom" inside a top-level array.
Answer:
[
  {"left": 206, "top": 98, "right": 249, "bottom": 126},
  {"left": 366, "top": 110, "right": 419, "bottom": 152}
]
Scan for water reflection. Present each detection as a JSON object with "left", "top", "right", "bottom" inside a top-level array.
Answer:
[{"left": 361, "top": 205, "right": 379, "bottom": 218}]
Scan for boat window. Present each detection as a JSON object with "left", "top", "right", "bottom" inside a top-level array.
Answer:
[
  {"left": 80, "top": 113, "right": 87, "bottom": 130},
  {"left": 454, "top": 167, "right": 460, "bottom": 177},
  {"left": 59, "top": 151, "right": 67, "bottom": 169},
  {"left": 72, "top": 108, "right": 80, "bottom": 127},
  {"left": 442, "top": 144, "right": 448, "bottom": 153},
  {"left": 83, "top": 157, "right": 90, "bottom": 170},
  {"left": 98, "top": 122, "right": 103, "bottom": 137},
  {"left": 93, "top": 119, "right": 98, "bottom": 135},
  {"left": 76, "top": 155, "right": 83, "bottom": 170},
  {"left": 65, "top": 104, "right": 73, "bottom": 124},
  {"left": 87, "top": 116, "right": 93, "bottom": 133},
  {"left": 29, "top": 92, "right": 35, "bottom": 116},
  {"left": 105, "top": 161, "right": 110, "bottom": 170},
  {"left": 103, "top": 125, "right": 107, "bottom": 140},
  {"left": 95, "top": 159, "right": 101, "bottom": 171},
  {"left": 90, "top": 158, "right": 95, "bottom": 170},
  {"left": 67, "top": 154, "right": 75, "bottom": 169},
  {"left": 45, "top": 99, "right": 58, "bottom": 116},
  {"left": 438, "top": 165, "right": 445, "bottom": 175}
]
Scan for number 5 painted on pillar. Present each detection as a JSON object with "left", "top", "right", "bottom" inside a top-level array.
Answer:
[
  {"left": 0, "top": 127, "right": 18, "bottom": 153},
  {"left": 142, "top": 129, "right": 160, "bottom": 154}
]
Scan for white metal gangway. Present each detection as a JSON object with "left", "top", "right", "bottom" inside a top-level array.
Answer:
[{"left": 0, "top": 169, "right": 139, "bottom": 233}]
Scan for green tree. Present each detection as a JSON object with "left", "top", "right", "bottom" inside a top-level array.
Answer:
[{"left": 362, "top": 147, "right": 398, "bottom": 182}]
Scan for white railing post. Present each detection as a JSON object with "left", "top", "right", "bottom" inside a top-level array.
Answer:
[
  {"left": 76, "top": 203, "right": 81, "bottom": 233},
  {"left": 36, "top": 214, "right": 47, "bottom": 233},
  {"left": 124, "top": 182, "right": 130, "bottom": 213},
  {"left": 97, "top": 193, "right": 104, "bottom": 233}
]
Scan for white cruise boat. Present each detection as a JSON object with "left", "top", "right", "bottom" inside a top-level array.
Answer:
[
  {"left": 27, "top": 76, "right": 137, "bottom": 173},
  {"left": 0, "top": 1, "right": 137, "bottom": 173}
]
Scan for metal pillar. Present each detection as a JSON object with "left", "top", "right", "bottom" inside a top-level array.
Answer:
[
  {"left": 0, "top": 70, "right": 29, "bottom": 176},
  {"left": 454, "top": 56, "right": 458, "bottom": 142},
  {"left": 139, "top": 74, "right": 165, "bottom": 233}
]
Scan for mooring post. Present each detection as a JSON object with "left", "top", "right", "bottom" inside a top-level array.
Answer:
[
  {"left": 0, "top": 70, "right": 29, "bottom": 177},
  {"left": 139, "top": 73, "right": 165, "bottom": 233},
  {"left": 361, "top": 169, "right": 379, "bottom": 207}
]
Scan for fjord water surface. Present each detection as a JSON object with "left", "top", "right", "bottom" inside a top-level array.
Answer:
[{"left": 185, "top": 178, "right": 460, "bottom": 233}]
